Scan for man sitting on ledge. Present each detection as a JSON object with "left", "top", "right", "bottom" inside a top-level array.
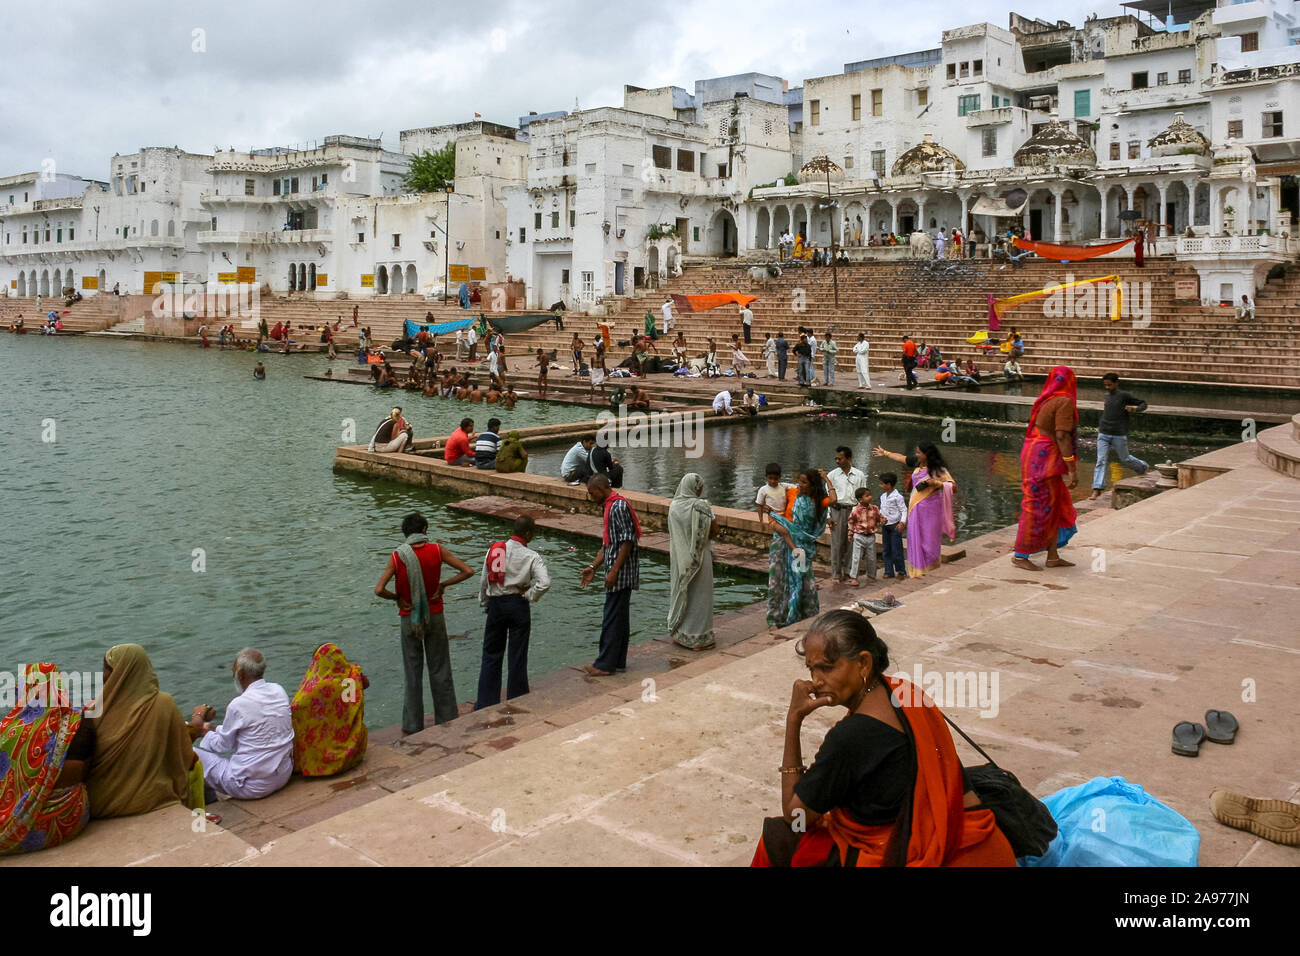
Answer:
[
  {"left": 444, "top": 418, "right": 475, "bottom": 466},
  {"left": 189, "top": 649, "right": 294, "bottom": 801},
  {"left": 561, "top": 435, "right": 596, "bottom": 485}
]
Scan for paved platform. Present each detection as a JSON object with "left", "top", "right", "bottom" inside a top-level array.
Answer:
[{"left": 9, "top": 438, "right": 1295, "bottom": 867}]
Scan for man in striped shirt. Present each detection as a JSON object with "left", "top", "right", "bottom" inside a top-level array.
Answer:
[{"left": 579, "top": 474, "right": 640, "bottom": 676}]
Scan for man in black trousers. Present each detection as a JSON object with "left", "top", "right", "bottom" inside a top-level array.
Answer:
[{"left": 474, "top": 515, "right": 551, "bottom": 708}]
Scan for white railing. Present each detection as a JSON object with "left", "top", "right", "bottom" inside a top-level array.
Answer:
[{"left": 1175, "top": 234, "right": 1294, "bottom": 256}]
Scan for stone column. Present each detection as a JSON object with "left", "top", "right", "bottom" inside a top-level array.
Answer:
[
  {"left": 890, "top": 200, "right": 899, "bottom": 236},
  {"left": 1050, "top": 187, "right": 1064, "bottom": 241},
  {"left": 1099, "top": 183, "right": 1109, "bottom": 240},
  {"left": 1122, "top": 183, "right": 1135, "bottom": 231},
  {"left": 1209, "top": 183, "right": 1221, "bottom": 235},
  {"left": 958, "top": 192, "right": 970, "bottom": 235},
  {"left": 916, "top": 196, "right": 927, "bottom": 233},
  {"left": 1156, "top": 181, "right": 1169, "bottom": 237},
  {"left": 1186, "top": 178, "right": 1201, "bottom": 229}
]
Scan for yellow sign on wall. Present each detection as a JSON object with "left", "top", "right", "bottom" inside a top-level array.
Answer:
[
  {"left": 218, "top": 272, "right": 239, "bottom": 284},
  {"left": 236, "top": 266, "right": 256, "bottom": 283},
  {"left": 82, "top": 276, "right": 98, "bottom": 290},
  {"left": 469, "top": 267, "right": 487, "bottom": 281},
  {"left": 360, "top": 274, "right": 374, "bottom": 287},
  {"left": 143, "top": 271, "right": 178, "bottom": 292},
  {"left": 316, "top": 273, "right": 328, "bottom": 287},
  {"left": 10, "top": 280, "right": 16, "bottom": 289},
  {"left": 448, "top": 265, "right": 469, "bottom": 282}
]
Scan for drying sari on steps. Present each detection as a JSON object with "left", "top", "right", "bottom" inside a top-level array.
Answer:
[
  {"left": 905, "top": 467, "right": 956, "bottom": 578},
  {"left": 751, "top": 676, "right": 1016, "bottom": 867},
  {"left": 767, "top": 494, "right": 829, "bottom": 628},
  {"left": 0, "top": 664, "right": 90, "bottom": 855},
  {"left": 1015, "top": 366, "right": 1079, "bottom": 557},
  {"left": 291, "top": 643, "right": 368, "bottom": 777}
]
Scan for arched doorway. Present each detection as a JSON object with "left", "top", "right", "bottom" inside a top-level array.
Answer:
[
  {"left": 99, "top": 269, "right": 106, "bottom": 293},
  {"left": 391, "top": 264, "right": 404, "bottom": 294},
  {"left": 17, "top": 272, "right": 25, "bottom": 296},
  {"left": 308, "top": 263, "right": 317, "bottom": 290},
  {"left": 773, "top": 206, "right": 791, "bottom": 240},
  {"left": 298, "top": 263, "right": 307, "bottom": 291},
  {"left": 648, "top": 246, "right": 660, "bottom": 278},
  {"left": 53, "top": 269, "right": 62, "bottom": 293},
  {"left": 166, "top": 220, "right": 175, "bottom": 237},
  {"left": 288, "top": 263, "right": 298, "bottom": 291},
  {"left": 405, "top": 264, "right": 416, "bottom": 293},
  {"left": 666, "top": 246, "right": 679, "bottom": 275},
  {"left": 754, "top": 207, "right": 771, "bottom": 248},
  {"left": 40, "top": 270, "right": 50, "bottom": 296},
  {"left": 66, "top": 269, "right": 75, "bottom": 291},
  {"left": 29, "top": 270, "right": 37, "bottom": 296},
  {"left": 149, "top": 219, "right": 159, "bottom": 237},
  {"left": 707, "top": 210, "right": 738, "bottom": 256},
  {"left": 376, "top": 265, "right": 389, "bottom": 295}
]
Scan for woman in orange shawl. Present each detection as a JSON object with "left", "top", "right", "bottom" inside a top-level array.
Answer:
[
  {"left": 291, "top": 643, "right": 368, "bottom": 777},
  {"left": 1012, "top": 365, "right": 1079, "bottom": 571},
  {"left": 752, "top": 611, "right": 1015, "bottom": 867}
]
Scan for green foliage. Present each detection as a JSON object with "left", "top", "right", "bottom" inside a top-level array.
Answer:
[
  {"left": 648, "top": 223, "right": 680, "bottom": 241},
  {"left": 402, "top": 143, "right": 456, "bottom": 193},
  {"left": 783, "top": 172, "right": 798, "bottom": 186}
]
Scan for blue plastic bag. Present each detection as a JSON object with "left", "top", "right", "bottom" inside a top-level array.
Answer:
[{"left": 1021, "top": 776, "right": 1200, "bottom": 867}]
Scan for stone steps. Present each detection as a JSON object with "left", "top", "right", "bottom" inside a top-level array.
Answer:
[{"left": 1255, "top": 415, "right": 1300, "bottom": 478}]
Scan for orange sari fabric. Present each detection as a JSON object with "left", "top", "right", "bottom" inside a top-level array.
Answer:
[{"left": 752, "top": 676, "right": 1016, "bottom": 867}]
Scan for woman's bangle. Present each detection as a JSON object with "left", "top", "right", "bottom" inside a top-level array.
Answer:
[
  {"left": 1063, "top": 455, "right": 1076, "bottom": 461},
  {"left": 779, "top": 765, "right": 806, "bottom": 775}
]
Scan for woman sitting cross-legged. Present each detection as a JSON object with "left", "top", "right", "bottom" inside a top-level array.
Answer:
[
  {"left": 291, "top": 643, "right": 369, "bottom": 777},
  {"left": 752, "top": 610, "right": 1016, "bottom": 867}
]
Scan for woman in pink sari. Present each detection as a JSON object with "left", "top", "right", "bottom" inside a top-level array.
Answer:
[
  {"left": 872, "top": 442, "right": 956, "bottom": 577},
  {"left": 1012, "top": 365, "right": 1079, "bottom": 570}
]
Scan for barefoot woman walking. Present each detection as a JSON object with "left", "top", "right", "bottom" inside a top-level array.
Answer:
[{"left": 1012, "top": 365, "right": 1079, "bottom": 571}]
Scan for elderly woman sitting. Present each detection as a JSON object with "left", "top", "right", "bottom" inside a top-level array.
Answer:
[{"left": 752, "top": 611, "right": 1016, "bottom": 867}]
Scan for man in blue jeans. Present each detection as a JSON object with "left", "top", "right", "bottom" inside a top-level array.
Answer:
[
  {"left": 578, "top": 474, "right": 640, "bottom": 676},
  {"left": 1090, "top": 372, "right": 1149, "bottom": 498}
]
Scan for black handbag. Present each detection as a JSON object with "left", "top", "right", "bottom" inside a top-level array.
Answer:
[{"left": 943, "top": 714, "right": 1058, "bottom": 859}]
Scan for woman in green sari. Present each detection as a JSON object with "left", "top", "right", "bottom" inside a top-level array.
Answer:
[
  {"left": 667, "top": 474, "right": 719, "bottom": 649},
  {"left": 767, "top": 469, "right": 833, "bottom": 630}
]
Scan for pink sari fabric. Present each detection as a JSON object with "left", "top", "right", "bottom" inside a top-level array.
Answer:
[
  {"left": 906, "top": 467, "right": 956, "bottom": 578},
  {"left": 1014, "top": 366, "right": 1079, "bottom": 556}
]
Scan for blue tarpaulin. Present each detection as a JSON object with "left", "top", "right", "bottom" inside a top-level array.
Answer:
[{"left": 404, "top": 317, "right": 475, "bottom": 338}]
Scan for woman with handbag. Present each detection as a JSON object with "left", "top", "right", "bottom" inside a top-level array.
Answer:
[{"left": 752, "top": 610, "right": 1017, "bottom": 867}]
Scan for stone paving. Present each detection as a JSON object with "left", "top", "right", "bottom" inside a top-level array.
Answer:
[{"left": 18, "top": 431, "right": 1300, "bottom": 866}]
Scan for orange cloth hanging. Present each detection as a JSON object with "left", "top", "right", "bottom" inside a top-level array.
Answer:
[
  {"left": 670, "top": 293, "right": 757, "bottom": 313},
  {"left": 1011, "top": 237, "right": 1134, "bottom": 262}
]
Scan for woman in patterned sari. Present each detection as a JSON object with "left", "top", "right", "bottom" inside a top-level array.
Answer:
[
  {"left": 291, "top": 643, "right": 369, "bottom": 777},
  {"left": 873, "top": 442, "right": 957, "bottom": 578},
  {"left": 1, "top": 664, "right": 92, "bottom": 855},
  {"left": 767, "top": 469, "right": 834, "bottom": 630},
  {"left": 1012, "top": 365, "right": 1079, "bottom": 571}
]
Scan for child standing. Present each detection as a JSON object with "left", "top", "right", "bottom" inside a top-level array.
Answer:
[
  {"left": 878, "top": 472, "right": 907, "bottom": 578},
  {"left": 755, "top": 462, "right": 792, "bottom": 527},
  {"left": 847, "top": 487, "right": 882, "bottom": 586}
]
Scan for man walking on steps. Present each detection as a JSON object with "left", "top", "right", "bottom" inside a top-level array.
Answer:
[{"left": 1090, "top": 372, "right": 1149, "bottom": 499}]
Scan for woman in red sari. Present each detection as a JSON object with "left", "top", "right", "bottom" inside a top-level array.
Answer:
[
  {"left": 1012, "top": 365, "right": 1079, "bottom": 571},
  {"left": 752, "top": 611, "right": 1015, "bottom": 867}
]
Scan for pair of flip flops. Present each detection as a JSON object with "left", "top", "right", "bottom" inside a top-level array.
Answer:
[{"left": 1171, "top": 710, "right": 1238, "bottom": 756}]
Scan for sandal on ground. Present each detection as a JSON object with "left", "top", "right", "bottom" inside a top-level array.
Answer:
[
  {"left": 1172, "top": 721, "right": 1206, "bottom": 757},
  {"left": 1210, "top": 790, "right": 1300, "bottom": 846},
  {"left": 1205, "top": 709, "right": 1239, "bottom": 745}
]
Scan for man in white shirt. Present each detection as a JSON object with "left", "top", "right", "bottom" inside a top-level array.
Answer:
[
  {"left": 740, "top": 304, "right": 753, "bottom": 343},
  {"left": 661, "top": 297, "right": 674, "bottom": 333},
  {"left": 1237, "top": 294, "right": 1255, "bottom": 322},
  {"left": 475, "top": 515, "right": 551, "bottom": 708},
  {"left": 1003, "top": 358, "right": 1023, "bottom": 380},
  {"left": 466, "top": 326, "right": 479, "bottom": 360},
  {"left": 934, "top": 229, "right": 946, "bottom": 259},
  {"left": 712, "top": 388, "right": 735, "bottom": 415},
  {"left": 190, "top": 649, "right": 294, "bottom": 801},
  {"left": 455, "top": 328, "right": 465, "bottom": 360},
  {"left": 825, "top": 446, "right": 867, "bottom": 583},
  {"left": 779, "top": 231, "right": 794, "bottom": 259}
]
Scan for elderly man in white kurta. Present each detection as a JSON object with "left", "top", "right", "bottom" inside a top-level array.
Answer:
[{"left": 190, "top": 648, "right": 294, "bottom": 800}]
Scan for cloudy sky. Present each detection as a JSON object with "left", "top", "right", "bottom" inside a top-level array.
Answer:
[{"left": 4, "top": 0, "right": 1135, "bottom": 179}]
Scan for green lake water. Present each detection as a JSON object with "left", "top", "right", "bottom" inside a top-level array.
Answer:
[{"left": 0, "top": 337, "right": 765, "bottom": 728}]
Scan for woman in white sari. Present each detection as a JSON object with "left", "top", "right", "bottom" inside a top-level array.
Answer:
[
  {"left": 667, "top": 473, "right": 719, "bottom": 650},
  {"left": 764, "top": 333, "right": 778, "bottom": 377}
]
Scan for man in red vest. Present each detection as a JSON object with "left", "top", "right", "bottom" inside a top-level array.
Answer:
[
  {"left": 375, "top": 512, "right": 474, "bottom": 733},
  {"left": 901, "top": 335, "right": 919, "bottom": 390}
]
